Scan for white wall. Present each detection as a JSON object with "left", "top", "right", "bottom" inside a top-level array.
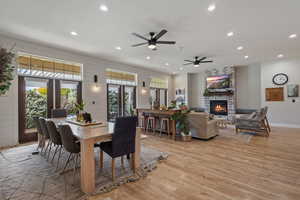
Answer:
[
  {"left": 189, "top": 73, "right": 206, "bottom": 108},
  {"left": 173, "top": 73, "right": 189, "bottom": 105},
  {"left": 261, "top": 59, "right": 300, "bottom": 128},
  {"left": 0, "top": 34, "right": 173, "bottom": 148},
  {"left": 236, "top": 64, "right": 261, "bottom": 109}
]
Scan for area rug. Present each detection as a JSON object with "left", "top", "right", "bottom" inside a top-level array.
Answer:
[{"left": 0, "top": 144, "right": 168, "bottom": 200}]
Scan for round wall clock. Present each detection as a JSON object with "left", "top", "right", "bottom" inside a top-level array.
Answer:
[{"left": 272, "top": 73, "right": 288, "bottom": 85}]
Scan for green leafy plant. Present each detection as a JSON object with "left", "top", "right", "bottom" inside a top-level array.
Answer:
[
  {"left": 203, "top": 88, "right": 210, "bottom": 96},
  {"left": 0, "top": 47, "right": 15, "bottom": 95},
  {"left": 69, "top": 102, "right": 85, "bottom": 114},
  {"left": 25, "top": 89, "right": 47, "bottom": 129},
  {"left": 171, "top": 105, "right": 191, "bottom": 135}
]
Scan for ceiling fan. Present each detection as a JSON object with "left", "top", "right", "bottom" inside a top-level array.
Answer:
[
  {"left": 131, "top": 29, "right": 176, "bottom": 50},
  {"left": 183, "top": 56, "right": 213, "bottom": 67}
]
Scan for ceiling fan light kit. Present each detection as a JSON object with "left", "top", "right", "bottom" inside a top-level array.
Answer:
[{"left": 132, "top": 29, "right": 176, "bottom": 51}]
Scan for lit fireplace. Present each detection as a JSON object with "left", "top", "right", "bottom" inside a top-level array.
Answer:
[{"left": 210, "top": 100, "right": 228, "bottom": 115}]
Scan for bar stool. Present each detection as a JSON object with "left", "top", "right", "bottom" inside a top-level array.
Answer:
[
  {"left": 160, "top": 117, "right": 170, "bottom": 136},
  {"left": 146, "top": 116, "right": 156, "bottom": 133},
  {"left": 139, "top": 115, "right": 145, "bottom": 128}
]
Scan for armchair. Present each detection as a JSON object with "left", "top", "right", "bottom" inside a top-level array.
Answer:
[{"left": 235, "top": 107, "right": 270, "bottom": 137}]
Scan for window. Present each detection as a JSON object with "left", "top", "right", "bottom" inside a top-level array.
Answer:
[
  {"left": 106, "top": 69, "right": 137, "bottom": 121},
  {"left": 150, "top": 77, "right": 168, "bottom": 106}
]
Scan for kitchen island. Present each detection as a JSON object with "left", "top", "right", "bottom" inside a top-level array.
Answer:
[{"left": 136, "top": 108, "right": 179, "bottom": 140}]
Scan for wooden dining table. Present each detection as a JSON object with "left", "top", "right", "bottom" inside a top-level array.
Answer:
[{"left": 46, "top": 118, "right": 141, "bottom": 194}]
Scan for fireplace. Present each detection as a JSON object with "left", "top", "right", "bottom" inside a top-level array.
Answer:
[{"left": 210, "top": 100, "right": 228, "bottom": 115}]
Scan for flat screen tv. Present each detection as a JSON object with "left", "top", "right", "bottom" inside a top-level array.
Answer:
[{"left": 206, "top": 75, "right": 230, "bottom": 89}]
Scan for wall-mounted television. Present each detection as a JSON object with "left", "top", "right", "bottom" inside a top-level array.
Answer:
[{"left": 206, "top": 75, "right": 230, "bottom": 89}]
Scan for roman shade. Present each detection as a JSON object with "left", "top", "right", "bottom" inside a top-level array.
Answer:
[
  {"left": 106, "top": 69, "right": 136, "bottom": 85},
  {"left": 150, "top": 77, "right": 168, "bottom": 89},
  {"left": 17, "top": 53, "right": 82, "bottom": 81}
]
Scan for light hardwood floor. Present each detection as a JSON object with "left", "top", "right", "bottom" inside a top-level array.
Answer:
[{"left": 90, "top": 126, "right": 300, "bottom": 200}]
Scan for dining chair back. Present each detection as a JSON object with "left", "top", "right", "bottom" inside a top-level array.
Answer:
[
  {"left": 46, "top": 120, "right": 62, "bottom": 146},
  {"left": 51, "top": 109, "right": 67, "bottom": 118},
  {"left": 111, "top": 116, "right": 137, "bottom": 157},
  {"left": 39, "top": 118, "right": 50, "bottom": 139},
  {"left": 58, "top": 124, "right": 80, "bottom": 154}
]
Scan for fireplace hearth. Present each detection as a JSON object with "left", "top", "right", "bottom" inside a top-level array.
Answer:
[{"left": 210, "top": 100, "right": 228, "bottom": 115}]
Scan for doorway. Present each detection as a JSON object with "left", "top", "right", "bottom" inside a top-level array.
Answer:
[{"left": 107, "top": 84, "right": 136, "bottom": 122}]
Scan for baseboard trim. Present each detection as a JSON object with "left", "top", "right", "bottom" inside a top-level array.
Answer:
[{"left": 271, "top": 123, "right": 300, "bottom": 128}]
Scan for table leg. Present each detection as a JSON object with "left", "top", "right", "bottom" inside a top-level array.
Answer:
[
  {"left": 80, "top": 138, "right": 95, "bottom": 194},
  {"left": 133, "top": 128, "right": 141, "bottom": 171},
  {"left": 171, "top": 120, "right": 176, "bottom": 140}
]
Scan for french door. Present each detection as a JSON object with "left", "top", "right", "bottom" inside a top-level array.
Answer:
[
  {"left": 18, "top": 76, "right": 82, "bottom": 143},
  {"left": 107, "top": 84, "right": 136, "bottom": 122},
  {"left": 150, "top": 88, "right": 168, "bottom": 106}
]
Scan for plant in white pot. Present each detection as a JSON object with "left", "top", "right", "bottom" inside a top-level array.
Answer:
[{"left": 171, "top": 104, "right": 192, "bottom": 141}]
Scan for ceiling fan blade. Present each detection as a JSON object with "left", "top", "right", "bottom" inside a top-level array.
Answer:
[
  {"left": 184, "top": 60, "right": 194, "bottom": 62},
  {"left": 132, "top": 33, "right": 149, "bottom": 41},
  {"left": 183, "top": 63, "right": 193, "bottom": 65},
  {"left": 131, "top": 42, "right": 148, "bottom": 47},
  {"left": 200, "top": 61, "right": 213, "bottom": 63},
  {"left": 156, "top": 41, "right": 176, "bottom": 44},
  {"left": 154, "top": 29, "right": 168, "bottom": 40},
  {"left": 199, "top": 57, "right": 207, "bottom": 61}
]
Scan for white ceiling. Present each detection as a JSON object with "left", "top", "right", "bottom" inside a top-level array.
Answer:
[{"left": 1, "top": 0, "right": 300, "bottom": 74}]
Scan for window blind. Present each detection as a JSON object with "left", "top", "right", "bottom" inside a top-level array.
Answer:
[
  {"left": 150, "top": 77, "right": 168, "bottom": 89},
  {"left": 106, "top": 69, "right": 136, "bottom": 85},
  {"left": 17, "top": 53, "right": 82, "bottom": 81}
]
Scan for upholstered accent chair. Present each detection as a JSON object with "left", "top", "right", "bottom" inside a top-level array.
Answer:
[
  {"left": 188, "top": 112, "right": 219, "bottom": 140},
  {"left": 235, "top": 106, "right": 271, "bottom": 137}
]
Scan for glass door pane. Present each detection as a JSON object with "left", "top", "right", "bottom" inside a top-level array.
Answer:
[
  {"left": 60, "top": 81, "right": 79, "bottom": 115},
  {"left": 25, "top": 78, "right": 48, "bottom": 134},
  {"left": 107, "top": 84, "right": 121, "bottom": 122},
  {"left": 160, "top": 89, "right": 167, "bottom": 106},
  {"left": 124, "top": 86, "right": 136, "bottom": 116}
]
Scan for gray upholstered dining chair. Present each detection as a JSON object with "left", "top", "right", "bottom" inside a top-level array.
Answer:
[
  {"left": 46, "top": 120, "right": 63, "bottom": 170},
  {"left": 58, "top": 124, "right": 80, "bottom": 182},
  {"left": 33, "top": 117, "right": 45, "bottom": 153},
  {"left": 99, "top": 116, "right": 137, "bottom": 181},
  {"left": 39, "top": 118, "right": 51, "bottom": 157},
  {"left": 51, "top": 109, "right": 67, "bottom": 118}
]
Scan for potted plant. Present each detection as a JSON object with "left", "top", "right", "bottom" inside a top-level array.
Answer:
[
  {"left": 0, "top": 46, "right": 15, "bottom": 96},
  {"left": 171, "top": 105, "right": 192, "bottom": 141},
  {"left": 70, "top": 102, "right": 85, "bottom": 122}
]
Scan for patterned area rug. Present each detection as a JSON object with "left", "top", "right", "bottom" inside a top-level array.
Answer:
[{"left": 0, "top": 144, "right": 168, "bottom": 200}]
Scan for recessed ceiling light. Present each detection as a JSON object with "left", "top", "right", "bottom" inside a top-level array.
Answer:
[
  {"left": 277, "top": 54, "right": 284, "bottom": 58},
  {"left": 99, "top": 4, "right": 108, "bottom": 12},
  {"left": 208, "top": 4, "right": 216, "bottom": 12},
  {"left": 227, "top": 32, "right": 234, "bottom": 37},
  {"left": 165, "top": 63, "right": 169, "bottom": 66},
  {"left": 289, "top": 34, "right": 297, "bottom": 39},
  {"left": 115, "top": 46, "right": 122, "bottom": 50},
  {"left": 237, "top": 46, "right": 244, "bottom": 50},
  {"left": 179, "top": 67, "right": 184, "bottom": 71},
  {"left": 244, "top": 55, "right": 249, "bottom": 59},
  {"left": 70, "top": 31, "right": 78, "bottom": 36},
  {"left": 146, "top": 56, "right": 150, "bottom": 60}
]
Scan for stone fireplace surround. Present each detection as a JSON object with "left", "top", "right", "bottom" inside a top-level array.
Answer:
[{"left": 201, "top": 67, "right": 236, "bottom": 121}]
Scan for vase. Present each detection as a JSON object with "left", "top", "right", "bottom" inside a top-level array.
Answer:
[{"left": 76, "top": 112, "right": 84, "bottom": 122}]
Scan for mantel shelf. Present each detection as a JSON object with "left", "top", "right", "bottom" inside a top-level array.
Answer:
[{"left": 204, "top": 91, "right": 234, "bottom": 96}]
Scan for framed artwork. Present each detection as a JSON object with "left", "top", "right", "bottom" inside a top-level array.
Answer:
[
  {"left": 287, "top": 84, "right": 299, "bottom": 97},
  {"left": 265, "top": 87, "right": 284, "bottom": 101}
]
